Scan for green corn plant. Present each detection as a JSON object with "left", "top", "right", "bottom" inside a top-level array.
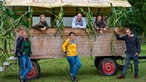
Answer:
[
  {"left": 80, "top": 7, "right": 97, "bottom": 59},
  {"left": 109, "top": 3, "right": 131, "bottom": 55},
  {"left": 54, "top": 7, "right": 65, "bottom": 38},
  {"left": 0, "top": 4, "right": 29, "bottom": 66}
]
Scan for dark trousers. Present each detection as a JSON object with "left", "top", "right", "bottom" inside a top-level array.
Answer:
[{"left": 121, "top": 54, "right": 138, "bottom": 76}]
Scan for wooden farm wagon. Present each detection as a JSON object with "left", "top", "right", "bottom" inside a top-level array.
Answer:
[{"left": 4, "top": 0, "right": 131, "bottom": 79}]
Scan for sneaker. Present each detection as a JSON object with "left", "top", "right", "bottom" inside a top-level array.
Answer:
[
  {"left": 72, "top": 78, "right": 78, "bottom": 82},
  {"left": 20, "top": 78, "right": 24, "bottom": 82},
  {"left": 70, "top": 74, "right": 74, "bottom": 81},
  {"left": 134, "top": 75, "right": 138, "bottom": 79},
  {"left": 117, "top": 75, "right": 125, "bottom": 79},
  {"left": 19, "top": 76, "right": 24, "bottom": 79},
  {"left": 19, "top": 76, "right": 25, "bottom": 82}
]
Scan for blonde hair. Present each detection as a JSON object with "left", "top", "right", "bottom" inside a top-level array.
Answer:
[
  {"left": 40, "top": 14, "right": 45, "bottom": 19},
  {"left": 21, "top": 31, "right": 27, "bottom": 35}
]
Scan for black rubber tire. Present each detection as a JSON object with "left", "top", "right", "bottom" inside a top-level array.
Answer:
[
  {"left": 26, "top": 61, "right": 41, "bottom": 80},
  {"left": 98, "top": 58, "right": 118, "bottom": 76},
  {"left": 94, "top": 57, "right": 101, "bottom": 68}
]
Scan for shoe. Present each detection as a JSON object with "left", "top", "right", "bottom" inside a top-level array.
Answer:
[
  {"left": 70, "top": 74, "right": 74, "bottom": 81},
  {"left": 19, "top": 76, "right": 25, "bottom": 82},
  {"left": 134, "top": 75, "right": 138, "bottom": 79},
  {"left": 72, "top": 78, "right": 78, "bottom": 82},
  {"left": 20, "top": 78, "right": 24, "bottom": 82},
  {"left": 117, "top": 75, "right": 125, "bottom": 79}
]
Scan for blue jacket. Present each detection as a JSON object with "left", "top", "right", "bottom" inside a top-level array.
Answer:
[
  {"left": 116, "top": 34, "right": 140, "bottom": 55},
  {"left": 15, "top": 36, "right": 31, "bottom": 57}
]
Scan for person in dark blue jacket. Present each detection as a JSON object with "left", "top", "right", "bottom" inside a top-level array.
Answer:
[
  {"left": 114, "top": 28, "right": 140, "bottom": 79},
  {"left": 15, "top": 31, "right": 32, "bottom": 82}
]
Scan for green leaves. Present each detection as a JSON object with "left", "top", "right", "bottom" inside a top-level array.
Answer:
[
  {"left": 54, "top": 7, "right": 65, "bottom": 38},
  {"left": 109, "top": 3, "right": 129, "bottom": 28},
  {"left": 109, "top": 0, "right": 146, "bottom": 35},
  {"left": 80, "top": 7, "right": 96, "bottom": 59},
  {"left": 0, "top": 4, "right": 29, "bottom": 66}
]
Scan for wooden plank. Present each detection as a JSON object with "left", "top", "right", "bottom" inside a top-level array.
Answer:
[{"left": 15, "top": 27, "right": 126, "bottom": 59}]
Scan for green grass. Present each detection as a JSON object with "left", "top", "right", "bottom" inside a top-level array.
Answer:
[{"left": 0, "top": 45, "right": 146, "bottom": 82}]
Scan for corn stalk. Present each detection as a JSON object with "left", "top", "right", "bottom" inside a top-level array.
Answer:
[
  {"left": 80, "top": 7, "right": 97, "bottom": 59},
  {"left": 109, "top": 3, "right": 130, "bottom": 55},
  {"left": 0, "top": 4, "right": 29, "bottom": 66},
  {"left": 54, "top": 7, "right": 65, "bottom": 38}
]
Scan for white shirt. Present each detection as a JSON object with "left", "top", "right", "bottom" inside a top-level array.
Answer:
[{"left": 72, "top": 16, "right": 86, "bottom": 28}]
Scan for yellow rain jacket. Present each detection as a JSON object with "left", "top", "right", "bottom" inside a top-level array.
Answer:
[{"left": 62, "top": 38, "right": 78, "bottom": 56}]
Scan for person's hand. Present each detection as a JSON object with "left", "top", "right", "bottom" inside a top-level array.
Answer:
[
  {"left": 114, "top": 28, "right": 119, "bottom": 34},
  {"left": 23, "top": 52, "right": 25, "bottom": 55},
  {"left": 100, "top": 30, "right": 103, "bottom": 34},
  {"left": 41, "top": 28, "right": 44, "bottom": 31},
  {"left": 41, "top": 27, "right": 46, "bottom": 31},
  {"left": 43, "top": 27, "right": 46, "bottom": 30},
  {"left": 64, "top": 52, "right": 68, "bottom": 57},
  {"left": 104, "top": 28, "right": 107, "bottom": 31},
  {"left": 135, "top": 52, "right": 139, "bottom": 56}
]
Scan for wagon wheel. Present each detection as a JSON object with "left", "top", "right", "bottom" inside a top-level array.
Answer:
[
  {"left": 98, "top": 58, "right": 118, "bottom": 76},
  {"left": 27, "top": 61, "right": 40, "bottom": 80},
  {"left": 94, "top": 57, "right": 101, "bottom": 68}
]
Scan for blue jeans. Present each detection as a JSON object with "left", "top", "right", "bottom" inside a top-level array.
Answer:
[
  {"left": 121, "top": 54, "right": 138, "bottom": 76},
  {"left": 18, "top": 54, "right": 32, "bottom": 80},
  {"left": 67, "top": 56, "right": 81, "bottom": 78}
]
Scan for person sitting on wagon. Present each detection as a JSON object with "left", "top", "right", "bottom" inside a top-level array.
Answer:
[
  {"left": 94, "top": 15, "right": 108, "bottom": 33},
  {"left": 72, "top": 13, "right": 86, "bottom": 28},
  {"left": 32, "top": 14, "right": 49, "bottom": 31}
]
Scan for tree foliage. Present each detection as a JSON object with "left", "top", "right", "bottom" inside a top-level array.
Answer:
[
  {"left": 0, "top": 2, "right": 29, "bottom": 65},
  {"left": 109, "top": 0, "right": 146, "bottom": 35}
]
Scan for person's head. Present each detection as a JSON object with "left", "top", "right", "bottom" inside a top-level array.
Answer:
[
  {"left": 125, "top": 28, "right": 133, "bottom": 36},
  {"left": 77, "top": 13, "right": 82, "bottom": 22},
  {"left": 40, "top": 14, "right": 46, "bottom": 22},
  {"left": 69, "top": 32, "right": 75, "bottom": 40},
  {"left": 96, "top": 15, "right": 102, "bottom": 22},
  {"left": 21, "top": 31, "right": 28, "bottom": 39}
]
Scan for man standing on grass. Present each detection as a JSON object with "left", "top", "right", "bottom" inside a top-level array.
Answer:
[{"left": 114, "top": 28, "right": 140, "bottom": 79}]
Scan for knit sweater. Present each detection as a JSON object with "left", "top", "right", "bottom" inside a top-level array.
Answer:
[{"left": 116, "top": 34, "right": 140, "bottom": 55}]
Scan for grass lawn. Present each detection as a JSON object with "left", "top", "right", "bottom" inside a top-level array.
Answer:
[{"left": 0, "top": 45, "right": 146, "bottom": 82}]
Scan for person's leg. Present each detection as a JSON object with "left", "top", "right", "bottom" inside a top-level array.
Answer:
[
  {"left": 22, "top": 55, "right": 32, "bottom": 80},
  {"left": 18, "top": 55, "right": 26, "bottom": 76},
  {"left": 66, "top": 56, "right": 76, "bottom": 81},
  {"left": 72, "top": 56, "right": 81, "bottom": 78},
  {"left": 121, "top": 54, "right": 131, "bottom": 76},
  {"left": 132, "top": 55, "right": 138, "bottom": 78},
  {"left": 66, "top": 56, "right": 75, "bottom": 75}
]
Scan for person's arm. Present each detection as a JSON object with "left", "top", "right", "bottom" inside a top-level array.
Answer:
[
  {"left": 103, "top": 20, "right": 108, "bottom": 28},
  {"left": 94, "top": 22, "right": 100, "bottom": 31},
  {"left": 29, "top": 40, "right": 32, "bottom": 55},
  {"left": 15, "top": 36, "right": 23, "bottom": 57},
  {"left": 72, "top": 16, "right": 76, "bottom": 28},
  {"left": 135, "top": 36, "right": 141, "bottom": 54},
  {"left": 32, "top": 22, "right": 43, "bottom": 31},
  {"left": 62, "top": 39, "right": 69, "bottom": 53},
  {"left": 80, "top": 18, "right": 86, "bottom": 28},
  {"left": 114, "top": 29, "right": 126, "bottom": 40},
  {"left": 44, "top": 22, "right": 49, "bottom": 29},
  {"left": 115, "top": 34, "right": 126, "bottom": 40}
]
